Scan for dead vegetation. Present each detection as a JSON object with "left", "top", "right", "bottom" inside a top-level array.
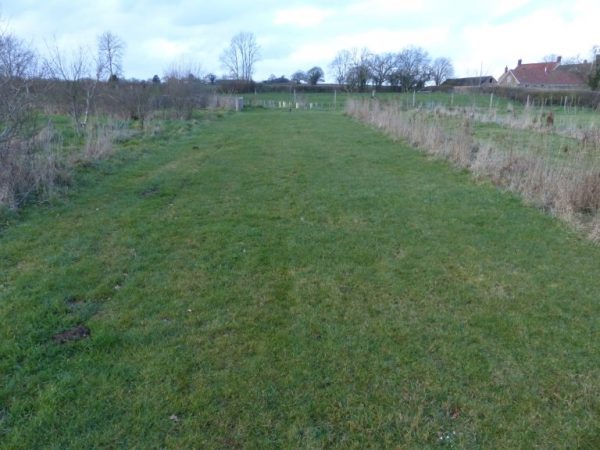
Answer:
[
  {"left": 80, "top": 119, "right": 132, "bottom": 162},
  {"left": 0, "top": 132, "right": 66, "bottom": 209},
  {"left": 346, "top": 98, "right": 600, "bottom": 241},
  {"left": 433, "top": 103, "right": 600, "bottom": 153},
  {"left": 0, "top": 30, "right": 235, "bottom": 212}
]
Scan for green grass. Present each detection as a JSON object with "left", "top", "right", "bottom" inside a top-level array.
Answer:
[
  {"left": 247, "top": 91, "right": 514, "bottom": 111},
  {"left": 472, "top": 121, "right": 596, "bottom": 165},
  {"left": 1, "top": 108, "right": 600, "bottom": 448},
  {"left": 251, "top": 90, "right": 598, "bottom": 135}
]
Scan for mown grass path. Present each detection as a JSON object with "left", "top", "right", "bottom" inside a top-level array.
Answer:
[{"left": 1, "top": 109, "right": 599, "bottom": 448}]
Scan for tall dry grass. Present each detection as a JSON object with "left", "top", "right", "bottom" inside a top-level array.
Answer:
[
  {"left": 0, "top": 119, "right": 134, "bottom": 210},
  {"left": 80, "top": 119, "right": 131, "bottom": 163},
  {"left": 434, "top": 104, "right": 600, "bottom": 152},
  {"left": 346, "top": 98, "right": 600, "bottom": 241},
  {"left": 0, "top": 124, "right": 68, "bottom": 209}
]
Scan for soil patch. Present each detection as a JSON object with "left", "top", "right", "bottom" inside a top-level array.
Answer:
[{"left": 53, "top": 325, "right": 91, "bottom": 344}]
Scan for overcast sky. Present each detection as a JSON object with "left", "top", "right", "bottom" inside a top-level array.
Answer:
[{"left": 2, "top": 0, "right": 599, "bottom": 82}]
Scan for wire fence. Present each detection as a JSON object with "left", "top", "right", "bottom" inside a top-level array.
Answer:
[{"left": 244, "top": 98, "right": 339, "bottom": 111}]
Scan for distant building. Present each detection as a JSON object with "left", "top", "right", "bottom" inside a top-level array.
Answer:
[
  {"left": 440, "top": 76, "right": 497, "bottom": 89},
  {"left": 498, "top": 56, "right": 591, "bottom": 89}
]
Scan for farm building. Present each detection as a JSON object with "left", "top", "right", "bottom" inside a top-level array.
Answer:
[
  {"left": 497, "top": 56, "right": 592, "bottom": 89},
  {"left": 440, "top": 76, "right": 497, "bottom": 89}
]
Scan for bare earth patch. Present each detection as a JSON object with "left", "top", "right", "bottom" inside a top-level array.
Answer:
[{"left": 52, "top": 325, "right": 90, "bottom": 344}]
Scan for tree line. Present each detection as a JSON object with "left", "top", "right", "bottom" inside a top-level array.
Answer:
[
  {"left": 328, "top": 47, "right": 454, "bottom": 91},
  {"left": 2, "top": 24, "right": 455, "bottom": 93},
  {"left": 218, "top": 33, "right": 455, "bottom": 91}
]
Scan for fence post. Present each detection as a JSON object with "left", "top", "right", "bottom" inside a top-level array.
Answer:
[{"left": 235, "top": 97, "right": 244, "bottom": 112}]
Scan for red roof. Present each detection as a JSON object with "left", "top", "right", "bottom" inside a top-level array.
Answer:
[{"left": 510, "top": 61, "right": 587, "bottom": 86}]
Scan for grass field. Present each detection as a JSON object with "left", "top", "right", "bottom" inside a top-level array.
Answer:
[
  {"left": 245, "top": 90, "right": 508, "bottom": 111},
  {"left": 248, "top": 90, "right": 599, "bottom": 153},
  {"left": 1, "top": 107, "right": 600, "bottom": 448}
]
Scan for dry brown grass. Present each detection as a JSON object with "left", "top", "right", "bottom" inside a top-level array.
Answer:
[
  {"left": 0, "top": 125, "right": 68, "bottom": 209},
  {"left": 432, "top": 103, "right": 600, "bottom": 153},
  {"left": 80, "top": 120, "right": 131, "bottom": 163},
  {"left": 346, "top": 98, "right": 600, "bottom": 241},
  {"left": 0, "top": 119, "right": 133, "bottom": 210}
]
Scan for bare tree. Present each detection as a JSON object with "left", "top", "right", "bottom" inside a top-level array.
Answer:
[
  {"left": 1, "top": 29, "right": 62, "bottom": 208},
  {"left": 219, "top": 32, "right": 260, "bottom": 81},
  {"left": 564, "top": 56, "right": 585, "bottom": 64},
  {"left": 390, "top": 47, "right": 431, "bottom": 91},
  {"left": 542, "top": 54, "right": 582, "bottom": 65},
  {"left": 329, "top": 49, "right": 353, "bottom": 85},
  {"left": 163, "top": 58, "right": 204, "bottom": 82},
  {"left": 45, "top": 41, "right": 100, "bottom": 131},
  {"left": 0, "top": 33, "right": 36, "bottom": 79},
  {"left": 369, "top": 52, "right": 395, "bottom": 87},
  {"left": 346, "top": 48, "right": 372, "bottom": 91},
  {"left": 330, "top": 48, "right": 372, "bottom": 91},
  {"left": 542, "top": 54, "right": 561, "bottom": 63},
  {"left": 0, "top": 31, "right": 37, "bottom": 158},
  {"left": 430, "top": 57, "right": 454, "bottom": 86},
  {"left": 161, "top": 59, "right": 206, "bottom": 120},
  {"left": 0, "top": 31, "right": 37, "bottom": 142},
  {"left": 97, "top": 31, "right": 126, "bottom": 81}
]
